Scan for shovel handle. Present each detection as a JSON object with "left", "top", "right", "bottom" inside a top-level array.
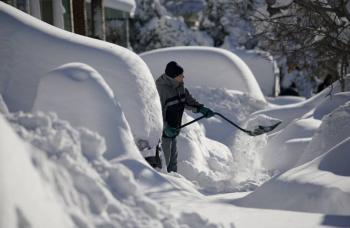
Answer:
[
  {"left": 213, "top": 112, "right": 252, "bottom": 135},
  {"left": 178, "top": 112, "right": 254, "bottom": 135},
  {"left": 177, "top": 115, "right": 207, "bottom": 129}
]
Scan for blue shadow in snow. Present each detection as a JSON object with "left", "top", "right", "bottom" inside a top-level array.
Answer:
[{"left": 322, "top": 215, "right": 350, "bottom": 227}]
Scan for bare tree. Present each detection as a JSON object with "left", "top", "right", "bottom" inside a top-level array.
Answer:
[{"left": 254, "top": 0, "right": 350, "bottom": 91}]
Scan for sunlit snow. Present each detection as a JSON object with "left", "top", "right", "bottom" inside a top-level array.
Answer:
[{"left": 1, "top": 2, "right": 350, "bottom": 228}]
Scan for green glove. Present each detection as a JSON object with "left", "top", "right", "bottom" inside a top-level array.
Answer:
[
  {"left": 163, "top": 126, "right": 180, "bottom": 138},
  {"left": 199, "top": 106, "right": 215, "bottom": 118}
]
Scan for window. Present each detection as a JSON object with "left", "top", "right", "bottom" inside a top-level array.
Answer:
[
  {"left": 62, "top": 0, "right": 72, "bottom": 31},
  {"left": 11, "top": 0, "right": 30, "bottom": 13},
  {"left": 85, "top": 2, "right": 92, "bottom": 36},
  {"left": 105, "top": 7, "right": 128, "bottom": 47},
  {"left": 40, "top": 0, "right": 53, "bottom": 25}
]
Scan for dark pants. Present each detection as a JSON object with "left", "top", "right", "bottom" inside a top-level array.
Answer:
[{"left": 161, "top": 137, "right": 177, "bottom": 172}]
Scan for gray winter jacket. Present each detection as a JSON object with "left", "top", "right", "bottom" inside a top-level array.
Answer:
[{"left": 156, "top": 74, "right": 203, "bottom": 132}]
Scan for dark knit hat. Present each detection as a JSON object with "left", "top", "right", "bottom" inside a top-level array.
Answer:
[{"left": 165, "top": 61, "right": 184, "bottom": 78}]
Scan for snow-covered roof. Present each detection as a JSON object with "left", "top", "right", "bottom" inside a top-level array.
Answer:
[
  {"left": 85, "top": 0, "right": 136, "bottom": 16},
  {"left": 105, "top": 0, "right": 136, "bottom": 16}
]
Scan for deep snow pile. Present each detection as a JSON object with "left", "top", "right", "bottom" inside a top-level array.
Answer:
[
  {"left": 175, "top": 86, "right": 280, "bottom": 193},
  {"left": 31, "top": 62, "right": 139, "bottom": 160},
  {"left": 0, "top": 2, "right": 162, "bottom": 152},
  {"left": 0, "top": 109, "right": 222, "bottom": 228},
  {"left": 233, "top": 83, "right": 350, "bottom": 216},
  {"left": 258, "top": 79, "right": 350, "bottom": 174},
  {"left": 236, "top": 101, "right": 350, "bottom": 215},
  {"left": 2, "top": 2, "right": 350, "bottom": 227}
]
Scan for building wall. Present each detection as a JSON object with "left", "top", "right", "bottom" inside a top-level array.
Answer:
[{"left": 2, "top": 0, "right": 131, "bottom": 48}]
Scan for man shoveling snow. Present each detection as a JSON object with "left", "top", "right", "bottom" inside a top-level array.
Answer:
[{"left": 156, "top": 61, "right": 215, "bottom": 173}]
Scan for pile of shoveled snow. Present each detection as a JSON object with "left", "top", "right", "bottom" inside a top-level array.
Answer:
[
  {"left": 234, "top": 100, "right": 350, "bottom": 215},
  {"left": 261, "top": 92, "right": 350, "bottom": 173},
  {"left": 0, "top": 110, "right": 222, "bottom": 228},
  {"left": 175, "top": 87, "right": 279, "bottom": 193}
]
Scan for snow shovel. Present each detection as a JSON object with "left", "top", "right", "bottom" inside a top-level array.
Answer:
[
  {"left": 179, "top": 112, "right": 281, "bottom": 136},
  {"left": 145, "top": 112, "right": 281, "bottom": 169}
]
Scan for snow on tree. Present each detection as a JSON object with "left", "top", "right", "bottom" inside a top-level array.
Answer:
[
  {"left": 131, "top": 0, "right": 213, "bottom": 52},
  {"left": 199, "top": 0, "right": 260, "bottom": 48},
  {"left": 253, "top": 0, "right": 350, "bottom": 94}
]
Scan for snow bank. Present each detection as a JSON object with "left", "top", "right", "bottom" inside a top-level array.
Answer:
[
  {"left": 261, "top": 118, "right": 320, "bottom": 172},
  {"left": 0, "top": 114, "right": 75, "bottom": 228},
  {"left": 297, "top": 100, "right": 350, "bottom": 165},
  {"left": 313, "top": 92, "right": 350, "bottom": 120},
  {"left": 2, "top": 109, "right": 224, "bottom": 227},
  {"left": 177, "top": 113, "right": 237, "bottom": 193},
  {"left": 236, "top": 137, "right": 350, "bottom": 215},
  {"left": 175, "top": 88, "right": 271, "bottom": 193},
  {"left": 140, "top": 46, "right": 266, "bottom": 102},
  {"left": 266, "top": 96, "right": 305, "bottom": 106},
  {"left": 31, "top": 63, "right": 139, "bottom": 160},
  {"left": 236, "top": 100, "right": 350, "bottom": 215},
  {"left": 254, "top": 77, "right": 350, "bottom": 130},
  {"left": 0, "top": 3, "right": 162, "bottom": 150},
  {"left": 260, "top": 92, "right": 350, "bottom": 173}
]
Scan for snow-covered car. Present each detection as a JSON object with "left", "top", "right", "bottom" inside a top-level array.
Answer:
[{"left": 140, "top": 46, "right": 277, "bottom": 99}]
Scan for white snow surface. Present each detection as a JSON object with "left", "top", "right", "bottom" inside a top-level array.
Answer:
[
  {"left": 0, "top": 2, "right": 162, "bottom": 151},
  {"left": 86, "top": 0, "right": 136, "bottom": 15},
  {"left": 140, "top": 46, "right": 266, "bottom": 102},
  {"left": 31, "top": 63, "right": 139, "bottom": 160},
  {"left": 0, "top": 114, "right": 75, "bottom": 228},
  {"left": 252, "top": 77, "right": 350, "bottom": 131},
  {"left": 222, "top": 48, "right": 277, "bottom": 96},
  {"left": 1, "top": 3, "right": 350, "bottom": 228}
]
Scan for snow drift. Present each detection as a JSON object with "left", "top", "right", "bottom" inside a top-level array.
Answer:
[
  {"left": 0, "top": 2, "right": 162, "bottom": 150},
  {"left": 0, "top": 114, "right": 75, "bottom": 228},
  {"left": 237, "top": 99, "right": 350, "bottom": 215},
  {"left": 31, "top": 63, "right": 139, "bottom": 159},
  {"left": 2, "top": 2, "right": 350, "bottom": 227},
  {"left": 253, "top": 77, "right": 350, "bottom": 130},
  {"left": 1, "top": 108, "right": 222, "bottom": 228}
]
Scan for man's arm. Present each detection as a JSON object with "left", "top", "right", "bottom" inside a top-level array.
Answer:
[
  {"left": 185, "top": 88, "right": 215, "bottom": 118},
  {"left": 184, "top": 88, "right": 203, "bottom": 112}
]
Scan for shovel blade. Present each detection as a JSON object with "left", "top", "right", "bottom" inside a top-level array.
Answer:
[{"left": 249, "top": 121, "right": 282, "bottom": 136}]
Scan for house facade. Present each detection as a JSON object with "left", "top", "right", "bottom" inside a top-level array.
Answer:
[{"left": 2, "top": 0, "right": 135, "bottom": 48}]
